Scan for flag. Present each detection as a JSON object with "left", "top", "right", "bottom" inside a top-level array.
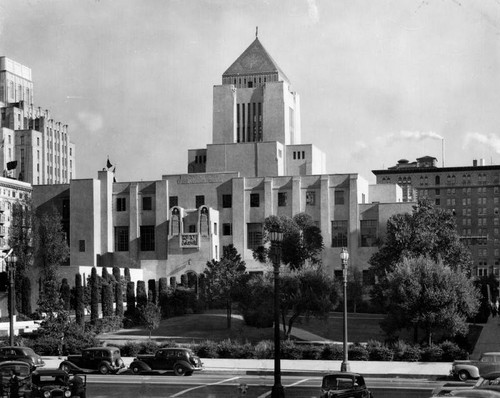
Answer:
[
  {"left": 106, "top": 158, "right": 112, "bottom": 169},
  {"left": 7, "top": 161, "right": 17, "bottom": 170}
]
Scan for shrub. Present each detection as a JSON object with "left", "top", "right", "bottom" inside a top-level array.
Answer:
[
  {"left": 118, "top": 342, "right": 142, "bottom": 357},
  {"left": 349, "top": 345, "right": 369, "bottom": 361},
  {"left": 195, "top": 340, "right": 219, "bottom": 358},
  {"left": 368, "top": 345, "right": 394, "bottom": 361},
  {"left": 421, "top": 345, "right": 444, "bottom": 362},
  {"left": 254, "top": 340, "right": 274, "bottom": 359},
  {"left": 439, "top": 340, "right": 468, "bottom": 361},
  {"left": 320, "top": 344, "right": 343, "bottom": 360},
  {"left": 281, "top": 340, "right": 302, "bottom": 359},
  {"left": 137, "top": 340, "right": 159, "bottom": 354},
  {"left": 301, "top": 344, "right": 322, "bottom": 360},
  {"left": 91, "top": 316, "right": 123, "bottom": 334}
]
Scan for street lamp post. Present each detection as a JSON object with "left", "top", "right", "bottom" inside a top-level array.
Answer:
[
  {"left": 340, "top": 247, "right": 350, "bottom": 372},
  {"left": 7, "top": 254, "right": 17, "bottom": 346},
  {"left": 270, "top": 230, "right": 285, "bottom": 398}
]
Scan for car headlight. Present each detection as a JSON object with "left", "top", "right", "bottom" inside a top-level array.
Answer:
[
  {"left": 43, "top": 391, "right": 51, "bottom": 398},
  {"left": 64, "top": 390, "right": 72, "bottom": 397}
]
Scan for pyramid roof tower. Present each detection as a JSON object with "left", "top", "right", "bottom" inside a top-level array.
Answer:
[{"left": 222, "top": 37, "right": 290, "bottom": 83}]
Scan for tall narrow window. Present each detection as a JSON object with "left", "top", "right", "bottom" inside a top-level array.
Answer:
[
  {"left": 247, "top": 223, "right": 263, "bottom": 249},
  {"left": 115, "top": 226, "right": 129, "bottom": 251},
  {"left": 117, "top": 198, "right": 126, "bottom": 212},
  {"left": 140, "top": 226, "right": 155, "bottom": 251},
  {"left": 250, "top": 193, "right": 260, "bottom": 207},
  {"left": 360, "top": 220, "right": 377, "bottom": 247},
  {"left": 331, "top": 221, "right": 348, "bottom": 247},
  {"left": 195, "top": 195, "right": 205, "bottom": 208}
]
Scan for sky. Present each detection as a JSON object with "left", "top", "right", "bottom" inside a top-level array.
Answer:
[{"left": 1, "top": 0, "right": 500, "bottom": 184}]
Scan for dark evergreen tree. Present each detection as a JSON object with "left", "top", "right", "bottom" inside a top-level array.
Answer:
[
  {"left": 115, "top": 279, "right": 124, "bottom": 317},
  {"left": 112, "top": 266, "right": 120, "bottom": 283},
  {"left": 90, "top": 267, "right": 99, "bottom": 324},
  {"left": 75, "top": 273, "right": 85, "bottom": 327},
  {"left": 60, "top": 278, "right": 71, "bottom": 311},
  {"left": 102, "top": 281, "right": 113, "bottom": 317},
  {"left": 102, "top": 267, "right": 110, "bottom": 281},
  {"left": 124, "top": 267, "right": 131, "bottom": 282},
  {"left": 126, "top": 281, "right": 135, "bottom": 317},
  {"left": 136, "top": 280, "right": 147, "bottom": 308},
  {"left": 21, "top": 276, "right": 32, "bottom": 315},
  {"left": 158, "top": 277, "right": 168, "bottom": 318},
  {"left": 148, "top": 279, "right": 156, "bottom": 304}
]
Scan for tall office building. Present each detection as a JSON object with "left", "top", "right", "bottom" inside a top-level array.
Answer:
[
  {"left": 373, "top": 156, "right": 500, "bottom": 279},
  {"left": 0, "top": 56, "right": 76, "bottom": 185}
]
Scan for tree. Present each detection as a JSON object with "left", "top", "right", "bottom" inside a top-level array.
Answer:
[
  {"left": 125, "top": 281, "right": 135, "bottom": 317},
  {"left": 236, "top": 274, "right": 274, "bottom": 328},
  {"left": 21, "top": 276, "right": 32, "bottom": 315},
  {"left": 370, "top": 199, "right": 472, "bottom": 278},
  {"left": 369, "top": 199, "right": 473, "bottom": 310},
  {"left": 139, "top": 302, "right": 161, "bottom": 339},
  {"left": 9, "top": 201, "right": 34, "bottom": 314},
  {"left": 115, "top": 279, "right": 124, "bottom": 317},
  {"left": 60, "top": 278, "right": 71, "bottom": 311},
  {"left": 148, "top": 279, "right": 156, "bottom": 304},
  {"left": 136, "top": 281, "right": 147, "bottom": 308},
  {"left": 253, "top": 214, "right": 324, "bottom": 270},
  {"left": 279, "top": 268, "right": 340, "bottom": 339},
  {"left": 34, "top": 206, "right": 70, "bottom": 283},
  {"left": 101, "top": 281, "right": 113, "bottom": 317},
  {"left": 90, "top": 267, "right": 99, "bottom": 324},
  {"left": 158, "top": 277, "right": 168, "bottom": 318},
  {"left": 382, "top": 255, "right": 480, "bottom": 345},
  {"left": 75, "top": 273, "right": 85, "bottom": 327},
  {"left": 204, "top": 245, "right": 246, "bottom": 329}
]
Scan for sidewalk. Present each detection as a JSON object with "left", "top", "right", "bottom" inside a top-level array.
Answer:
[{"left": 472, "top": 315, "right": 500, "bottom": 359}]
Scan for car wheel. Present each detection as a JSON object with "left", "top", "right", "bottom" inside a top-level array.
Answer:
[
  {"left": 458, "top": 370, "right": 470, "bottom": 381},
  {"left": 174, "top": 364, "right": 186, "bottom": 376},
  {"left": 131, "top": 365, "right": 141, "bottom": 374},
  {"left": 99, "top": 364, "right": 110, "bottom": 375},
  {"left": 60, "top": 363, "right": 71, "bottom": 373}
]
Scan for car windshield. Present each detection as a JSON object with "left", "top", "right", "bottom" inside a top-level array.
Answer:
[
  {"left": 34, "top": 375, "right": 68, "bottom": 386},
  {"left": 22, "top": 348, "right": 36, "bottom": 356},
  {"left": 0, "top": 364, "right": 31, "bottom": 378},
  {"left": 322, "top": 376, "right": 355, "bottom": 390}
]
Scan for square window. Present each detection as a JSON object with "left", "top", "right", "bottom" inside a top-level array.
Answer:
[
  {"left": 196, "top": 195, "right": 205, "bottom": 208},
  {"left": 222, "top": 194, "right": 232, "bottom": 208},
  {"left": 306, "top": 191, "right": 315, "bottom": 206},
  {"left": 117, "top": 197, "right": 126, "bottom": 212},
  {"left": 169, "top": 196, "right": 178, "bottom": 208},
  {"left": 223, "top": 223, "right": 232, "bottom": 236},
  {"left": 278, "top": 192, "right": 287, "bottom": 207},
  {"left": 250, "top": 193, "right": 260, "bottom": 207},
  {"left": 143, "top": 196, "right": 152, "bottom": 211}
]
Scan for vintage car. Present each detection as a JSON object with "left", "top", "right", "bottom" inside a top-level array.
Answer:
[
  {"left": 0, "top": 360, "right": 33, "bottom": 398},
  {"left": 0, "top": 346, "right": 45, "bottom": 370},
  {"left": 432, "top": 372, "right": 500, "bottom": 397},
  {"left": 59, "top": 347, "right": 126, "bottom": 375},
  {"left": 319, "top": 372, "right": 373, "bottom": 398},
  {"left": 31, "top": 369, "right": 87, "bottom": 398},
  {"left": 451, "top": 353, "right": 500, "bottom": 381},
  {"left": 129, "top": 347, "right": 203, "bottom": 376}
]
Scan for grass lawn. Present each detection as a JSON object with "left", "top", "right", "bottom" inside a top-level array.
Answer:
[{"left": 110, "top": 311, "right": 483, "bottom": 351}]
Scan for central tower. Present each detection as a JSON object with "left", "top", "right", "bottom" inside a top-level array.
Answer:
[{"left": 213, "top": 37, "right": 301, "bottom": 147}]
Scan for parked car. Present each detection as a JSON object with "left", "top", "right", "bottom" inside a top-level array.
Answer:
[
  {"left": 319, "top": 371, "right": 373, "bottom": 398},
  {"left": 129, "top": 347, "right": 203, "bottom": 376},
  {"left": 451, "top": 353, "right": 500, "bottom": 381},
  {"left": 0, "top": 360, "right": 33, "bottom": 397},
  {"left": 0, "top": 346, "right": 45, "bottom": 370},
  {"left": 432, "top": 372, "right": 500, "bottom": 397},
  {"left": 31, "top": 369, "right": 87, "bottom": 398},
  {"left": 59, "top": 347, "right": 126, "bottom": 375}
]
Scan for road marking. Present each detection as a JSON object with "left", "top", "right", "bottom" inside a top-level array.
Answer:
[
  {"left": 256, "top": 378, "right": 312, "bottom": 398},
  {"left": 168, "top": 376, "right": 240, "bottom": 397}
]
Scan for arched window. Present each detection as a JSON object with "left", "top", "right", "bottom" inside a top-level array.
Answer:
[
  {"left": 199, "top": 207, "right": 209, "bottom": 237},
  {"left": 171, "top": 208, "right": 180, "bottom": 235}
]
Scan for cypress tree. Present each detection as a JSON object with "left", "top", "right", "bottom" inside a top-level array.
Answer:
[
  {"left": 124, "top": 267, "right": 131, "bottom": 282},
  {"left": 112, "top": 266, "right": 120, "bottom": 283},
  {"left": 21, "top": 276, "right": 32, "bottom": 315},
  {"left": 136, "top": 280, "right": 147, "bottom": 308},
  {"left": 148, "top": 279, "right": 156, "bottom": 304},
  {"left": 126, "top": 281, "right": 135, "bottom": 317},
  {"left": 158, "top": 277, "right": 168, "bottom": 318},
  {"left": 102, "top": 281, "right": 113, "bottom": 317},
  {"left": 90, "top": 267, "right": 99, "bottom": 324},
  {"left": 102, "top": 267, "right": 110, "bottom": 281},
  {"left": 60, "top": 278, "right": 71, "bottom": 311},
  {"left": 115, "top": 279, "right": 124, "bottom": 317},
  {"left": 75, "top": 273, "right": 84, "bottom": 327}
]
